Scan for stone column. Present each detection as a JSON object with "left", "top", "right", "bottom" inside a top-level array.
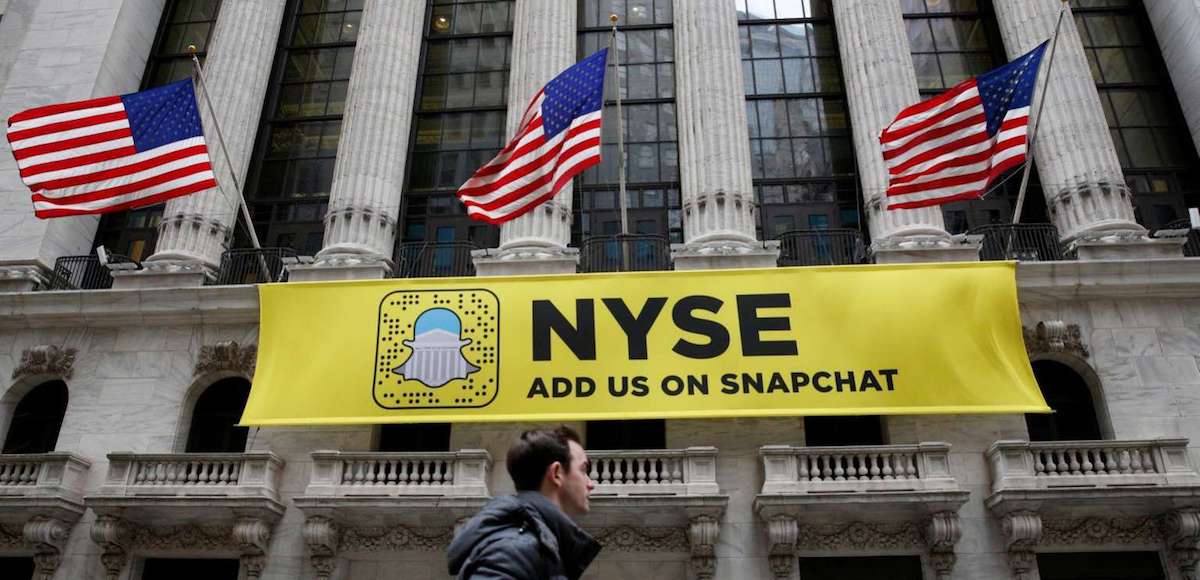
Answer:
[
  {"left": 473, "top": 0, "right": 578, "bottom": 276},
  {"left": 991, "top": 0, "right": 1177, "bottom": 259},
  {"left": 121, "top": 0, "right": 287, "bottom": 288},
  {"left": 832, "top": 0, "right": 978, "bottom": 263},
  {"left": 671, "top": 0, "right": 778, "bottom": 270},
  {"left": 1145, "top": 1, "right": 1200, "bottom": 160},
  {"left": 288, "top": 0, "right": 425, "bottom": 282}
]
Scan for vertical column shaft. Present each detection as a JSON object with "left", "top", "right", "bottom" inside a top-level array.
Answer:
[
  {"left": 991, "top": 0, "right": 1142, "bottom": 240},
  {"left": 832, "top": 0, "right": 951, "bottom": 242},
  {"left": 317, "top": 0, "right": 425, "bottom": 261},
  {"left": 1145, "top": 1, "right": 1200, "bottom": 160},
  {"left": 673, "top": 0, "right": 758, "bottom": 247},
  {"left": 149, "top": 0, "right": 287, "bottom": 266},
  {"left": 496, "top": 0, "right": 576, "bottom": 251}
]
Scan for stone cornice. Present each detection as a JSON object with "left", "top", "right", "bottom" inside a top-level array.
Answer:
[{"left": 1, "top": 258, "right": 1199, "bottom": 329}]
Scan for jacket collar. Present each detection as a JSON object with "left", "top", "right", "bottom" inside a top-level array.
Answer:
[{"left": 516, "top": 491, "right": 602, "bottom": 579}]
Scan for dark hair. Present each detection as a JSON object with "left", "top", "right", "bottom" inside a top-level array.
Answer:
[{"left": 506, "top": 425, "right": 582, "bottom": 491}]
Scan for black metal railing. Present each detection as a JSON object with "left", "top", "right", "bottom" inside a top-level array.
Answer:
[
  {"left": 578, "top": 234, "right": 673, "bottom": 273},
  {"left": 776, "top": 229, "right": 867, "bottom": 267},
  {"left": 394, "top": 241, "right": 479, "bottom": 278},
  {"left": 1159, "top": 219, "right": 1200, "bottom": 257},
  {"left": 44, "top": 255, "right": 117, "bottom": 290},
  {"left": 214, "top": 248, "right": 296, "bottom": 285},
  {"left": 969, "top": 223, "right": 1066, "bottom": 262}
]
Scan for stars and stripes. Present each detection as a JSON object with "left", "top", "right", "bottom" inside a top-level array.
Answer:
[
  {"left": 7, "top": 78, "right": 215, "bottom": 218},
  {"left": 457, "top": 49, "right": 608, "bottom": 224},
  {"left": 881, "top": 42, "right": 1048, "bottom": 210}
]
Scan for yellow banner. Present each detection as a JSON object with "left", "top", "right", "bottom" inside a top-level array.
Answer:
[{"left": 243, "top": 262, "right": 1048, "bottom": 426}]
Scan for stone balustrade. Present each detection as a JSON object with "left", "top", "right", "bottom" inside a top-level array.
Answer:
[
  {"left": 303, "top": 450, "right": 491, "bottom": 498},
  {"left": 96, "top": 452, "right": 283, "bottom": 499},
  {"left": 760, "top": 443, "right": 958, "bottom": 495},
  {"left": 587, "top": 447, "right": 720, "bottom": 497},
  {"left": 987, "top": 439, "right": 1200, "bottom": 493},
  {"left": 0, "top": 453, "right": 90, "bottom": 516}
]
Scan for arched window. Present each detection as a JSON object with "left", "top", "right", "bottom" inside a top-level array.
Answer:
[
  {"left": 1026, "top": 360, "right": 1103, "bottom": 441},
  {"left": 586, "top": 419, "right": 666, "bottom": 450},
  {"left": 377, "top": 423, "right": 451, "bottom": 452},
  {"left": 184, "top": 378, "right": 251, "bottom": 453},
  {"left": 3, "top": 380, "right": 68, "bottom": 454},
  {"left": 804, "top": 415, "right": 884, "bottom": 447}
]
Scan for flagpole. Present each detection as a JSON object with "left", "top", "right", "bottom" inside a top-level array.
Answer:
[
  {"left": 1011, "top": 0, "right": 1069, "bottom": 226},
  {"left": 609, "top": 14, "right": 628, "bottom": 237}
]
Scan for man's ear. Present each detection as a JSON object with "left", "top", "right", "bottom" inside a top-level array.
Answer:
[{"left": 546, "top": 461, "right": 565, "bottom": 487}]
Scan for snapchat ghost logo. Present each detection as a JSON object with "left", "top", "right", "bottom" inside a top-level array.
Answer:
[
  {"left": 374, "top": 289, "right": 499, "bottom": 410},
  {"left": 391, "top": 308, "right": 479, "bottom": 387}
]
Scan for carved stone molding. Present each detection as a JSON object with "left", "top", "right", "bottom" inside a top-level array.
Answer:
[
  {"left": 234, "top": 517, "right": 273, "bottom": 580},
  {"left": 1041, "top": 516, "right": 1161, "bottom": 546},
  {"left": 1023, "top": 321, "right": 1089, "bottom": 360},
  {"left": 129, "top": 524, "right": 236, "bottom": 551},
  {"left": 23, "top": 517, "right": 69, "bottom": 580},
  {"left": 590, "top": 526, "right": 689, "bottom": 552},
  {"left": 303, "top": 517, "right": 339, "bottom": 580},
  {"left": 1165, "top": 509, "right": 1200, "bottom": 580},
  {"left": 926, "top": 512, "right": 961, "bottom": 580},
  {"left": 1001, "top": 511, "right": 1043, "bottom": 580},
  {"left": 795, "top": 520, "right": 926, "bottom": 551},
  {"left": 766, "top": 516, "right": 798, "bottom": 580},
  {"left": 12, "top": 345, "right": 77, "bottom": 381},
  {"left": 90, "top": 515, "right": 130, "bottom": 580},
  {"left": 0, "top": 523, "right": 22, "bottom": 550},
  {"left": 688, "top": 515, "right": 719, "bottom": 580},
  {"left": 340, "top": 525, "right": 455, "bottom": 552},
  {"left": 194, "top": 340, "right": 257, "bottom": 377}
]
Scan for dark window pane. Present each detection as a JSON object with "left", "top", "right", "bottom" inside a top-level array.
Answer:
[
  {"left": 586, "top": 420, "right": 666, "bottom": 450},
  {"left": 2, "top": 381, "right": 68, "bottom": 454},
  {"left": 185, "top": 378, "right": 251, "bottom": 453},
  {"left": 378, "top": 423, "right": 451, "bottom": 452},
  {"left": 804, "top": 415, "right": 884, "bottom": 446}
]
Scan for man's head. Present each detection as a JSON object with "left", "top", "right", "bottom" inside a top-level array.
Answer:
[{"left": 506, "top": 425, "right": 594, "bottom": 517}]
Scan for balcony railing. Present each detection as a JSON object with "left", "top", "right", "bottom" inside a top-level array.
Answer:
[
  {"left": 987, "top": 439, "right": 1200, "bottom": 493},
  {"left": 587, "top": 447, "right": 719, "bottom": 496},
  {"left": 1159, "top": 219, "right": 1199, "bottom": 257},
  {"left": 394, "top": 241, "right": 478, "bottom": 278},
  {"left": 0, "top": 453, "right": 90, "bottom": 499},
  {"left": 578, "top": 234, "right": 672, "bottom": 273},
  {"left": 42, "top": 254, "right": 139, "bottom": 290},
  {"left": 96, "top": 452, "right": 283, "bottom": 498},
  {"left": 214, "top": 248, "right": 295, "bottom": 285},
  {"left": 303, "top": 450, "right": 491, "bottom": 498},
  {"left": 969, "top": 223, "right": 1066, "bottom": 262},
  {"left": 776, "top": 229, "right": 867, "bottom": 267},
  {"left": 760, "top": 443, "right": 959, "bottom": 495}
]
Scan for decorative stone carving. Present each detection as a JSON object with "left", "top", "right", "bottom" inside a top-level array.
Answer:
[
  {"left": 194, "top": 340, "right": 257, "bottom": 377},
  {"left": 23, "top": 517, "right": 69, "bottom": 580},
  {"left": 12, "top": 345, "right": 77, "bottom": 380},
  {"left": 1165, "top": 509, "right": 1200, "bottom": 580},
  {"left": 1001, "top": 511, "right": 1042, "bottom": 580},
  {"left": 795, "top": 521, "right": 925, "bottom": 551},
  {"left": 1023, "top": 321, "right": 1089, "bottom": 359},
  {"left": 688, "top": 516, "right": 719, "bottom": 580},
  {"left": 303, "top": 517, "right": 339, "bottom": 580},
  {"left": 925, "top": 512, "right": 962, "bottom": 580},
  {"left": 0, "top": 524, "right": 22, "bottom": 550},
  {"left": 340, "top": 525, "right": 455, "bottom": 552},
  {"left": 234, "top": 517, "right": 273, "bottom": 580},
  {"left": 1041, "top": 516, "right": 1160, "bottom": 546},
  {"left": 766, "top": 516, "right": 798, "bottom": 580},
  {"left": 90, "top": 515, "right": 130, "bottom": 580},
  {"left": 590, "top": 526, "right": 690, "bottom": 552}
]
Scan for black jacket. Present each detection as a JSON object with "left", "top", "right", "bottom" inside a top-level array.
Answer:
[{"left": 447, "top": 491, "right": 601, "bottom": 580}]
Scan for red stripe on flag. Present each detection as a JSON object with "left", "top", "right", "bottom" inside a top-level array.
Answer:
[
  {"left": 881, "top": 97, "right": 983, "bottom": 143},
  {"left": 461, "top": 136, "right": 602, "bottom": 211},
  {"left": 11, "top": 128, "right": 132, "bottom": 160},
  {"left": 32, "top": 179, "right": 216, "bottom": 218},
  {"left": 20, "top": 145, "right": 139, "bottom": 179},
  {"left": 8, "top": 95, "right": 122, "bottom": 125},
  {"left": 7, "top": 111, "right": 128, "bottom": 143},
  {"left": 27, "top": 144, "right": 209, "bottom": 190},
  {"left": 31, "top": 162, "right": 213, "bottom": 205},
  {"left": 459, "top": 119, "right": 602, "bottom": 197},
  {"left": 882, "top": 113, "right": 986, "bottom": 160}
]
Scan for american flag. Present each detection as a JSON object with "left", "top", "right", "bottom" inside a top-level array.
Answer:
[
  {"left": 881, "top": 42, "right": 1048, "bottom": 210},
  {"left": 7, "top": 79, "right": 215, "bottom": 218},
  {"left": 457, "top": 49, "right": 607, "bottom": 224}
]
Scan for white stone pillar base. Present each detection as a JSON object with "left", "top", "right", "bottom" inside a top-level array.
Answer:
[
  {"left": 286, "top": 255, "right": 391, "bottom": 282},
  {"left": 472, "top": 247, "right": 579, "bottom": 277},
  {"left": 0, "top": 263, "right": 47, "bottom": 292},
  {"left": 872, "top": 236, "right": 982, "bottom": 264},
  {"left": 671, "top": 241, "right": 780, "bottom": 271},
  {"left": 110, "top": 260, "right": 212, "bottom": 290},
  {"left": 1071, "top": 231, "right": 1185, "bottom": 261}
]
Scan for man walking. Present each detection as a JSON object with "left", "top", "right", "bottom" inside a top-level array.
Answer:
[{"left": 448, "top": 426, "right": 601, "bottom": 579}]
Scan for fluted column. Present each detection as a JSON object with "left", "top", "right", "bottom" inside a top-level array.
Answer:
[
  {"left": 991, "top": 0, "right": 1166, "bottom": 259},
  {"left": 289, "top": 0, "right": 425, "bottom": 281},
  {"left": 671, "top": 0, "right": 777, "bottom": 270},
  {"left": 132, "top": 0, "right": 287, "bottom": 286},
  {"left": 474, "top": 0, "right": 578, "bottom": 276},
  {"left": 1145, "top": 1, "right": 1200, "bottom": 159},
  {"left": 833, "top": 0, "right": 977, "bottom": 263}
]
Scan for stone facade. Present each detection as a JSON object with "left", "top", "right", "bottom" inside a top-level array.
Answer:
[{"left": 0, "top": 1, "right": 1199, "bottom": 579}]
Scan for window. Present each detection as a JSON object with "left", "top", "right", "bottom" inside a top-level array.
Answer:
[
  {"left": 738, "top": 0, "right": 861, "bottom": 240},
  {"left": 184, "top": 378, "right": 251, "bottom": 453},
  {"left": 798, "top": 556, "right": 924, "bottom": 580},
  {"left": 244, "top": 0, "right": 365, "bottom": 255},
  {"left": 142, "top": 558, "right": 240, "bottom": 580},
  {"left": 399, "top": 0, "right": 512, "bottom": 248},
  {"left": 573, "top": 0, "right": 682, "bottom": 246},
  {"left": 377, "top": 423, "right": 451, "bottom": 452},
  {"left": 586, "top": 419, "right": 665, "bottom": 450},
  {"left": 0, "top": 558, "right": 33, "bottom": 580},
  {"left": 1025, "top": 360, "right": 1103, "bottom": 441},
  {"left": 803, "top": 415, "right": 884, "bottom": 447},
  {"left": 93, "top": 0, "right": 223, "bottom": 261},
  {"left": 1037, "top": 552, "right": 1165, "bottom": 580},
  {"left": 1072, "top": 0, "right": 1200, "bottom": 229},
  {"left": 2, "top": 380, "right": 68, "bottom": 454}
]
